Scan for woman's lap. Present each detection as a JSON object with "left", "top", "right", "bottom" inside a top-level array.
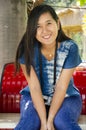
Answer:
[
  {"left": 14, "top": 94, "right": 40, "bottom": 130},
  {"left": 54, "top": 95, "right": 82, "bottom": 130},
  {"left": 14, "top": 94, "right": 82, "bottom": 130}
]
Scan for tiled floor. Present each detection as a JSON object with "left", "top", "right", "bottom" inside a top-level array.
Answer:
[
  {"left": 78, "top": 115, "right": 86, "bottom": 130},
  {"left": 0, "top": 113, "right": 86, "bottom": 130},
  {"left": 0, "top": 113, "right": 20, "bottom": 129}
]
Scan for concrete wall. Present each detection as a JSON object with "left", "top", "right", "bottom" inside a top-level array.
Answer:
[{"left": 0, "top": 0, "right": 27, "bottom": 80}]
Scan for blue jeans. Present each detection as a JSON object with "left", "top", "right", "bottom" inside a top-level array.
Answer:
[{"left": 14, "top": 94, "right": 82, "bottom": 130}]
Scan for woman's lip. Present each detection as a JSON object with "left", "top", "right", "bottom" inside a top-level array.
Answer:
[{"left": 42, "top": 34, "right": 51, "bottom": 39}]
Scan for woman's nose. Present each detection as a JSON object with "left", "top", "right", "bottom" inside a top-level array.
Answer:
[{"left": 42, "top": 26, "right": 48, "bottom": 34}]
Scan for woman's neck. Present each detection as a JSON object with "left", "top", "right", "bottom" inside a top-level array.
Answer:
[
  {"left": 41, "top": 42, "right": 56, "bottom": 61},
  {"left": 41, "top": 42, "right": 56, "bottom": 51}
]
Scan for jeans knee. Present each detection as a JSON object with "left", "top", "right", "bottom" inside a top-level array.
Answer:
[
  {"left": 14, "top": 117, "right": 40, "bottom": 130},
  {"left": 54, "top": 116, "right": 81, "bottom": 130},
  {"left": 54, "top": 116, "right": 65, "bottom": 130}
]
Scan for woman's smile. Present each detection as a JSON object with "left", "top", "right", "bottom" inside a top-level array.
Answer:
[{"left": 42, "top": 34, "right": 51, "bottom": 39}]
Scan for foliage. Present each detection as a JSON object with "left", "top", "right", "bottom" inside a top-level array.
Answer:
[
  {"left": 77, "top": 0, "right": 86, "bottom": 6},
  {"left": 71, "top": 32, "right": 83, "bottom": 58},
  {"left": 44, "top": 0, "right": 77, "bottom": 7}
]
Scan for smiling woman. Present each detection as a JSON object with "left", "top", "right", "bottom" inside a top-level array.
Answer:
[{"left": 14, "top": 4, "right": 82, "bottom": 130}]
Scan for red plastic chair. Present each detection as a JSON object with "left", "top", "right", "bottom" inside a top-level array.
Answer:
[
  {"left": 0, "top": 63, "right": 28, "bottom": 113},
  {"left": 73, "top": 69, "right": 86, "bottom": 115}
]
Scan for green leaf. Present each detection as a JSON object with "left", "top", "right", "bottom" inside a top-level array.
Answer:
[{"left": 80, "top": 0, "right": 86, "bottom": 6}]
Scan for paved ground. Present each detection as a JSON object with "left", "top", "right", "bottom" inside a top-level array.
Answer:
[{"left": 0, "top": 113, "right": 86, "bottom": 130}]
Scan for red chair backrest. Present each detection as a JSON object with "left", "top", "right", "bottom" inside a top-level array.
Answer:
[
  {"left": 73, "top": 70, "right": 86, "bottom": 87},
  {"left": 1, "top": 63, "right": 28, "bottom": 94}
]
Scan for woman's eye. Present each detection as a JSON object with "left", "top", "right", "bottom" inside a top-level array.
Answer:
[
  {"left": 37, "top": 25, "right": 41, "bottom": 29},
  {"left": 47, "top": 22, "right": 52, "bottom": 25}
]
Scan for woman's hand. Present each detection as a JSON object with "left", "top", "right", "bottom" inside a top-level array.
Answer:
[
  {"left": 47, "top": 120, "right": 55, "bottom": 130},
  {"left": 40, "top": 123, "right": 47, "bottom": 130}
]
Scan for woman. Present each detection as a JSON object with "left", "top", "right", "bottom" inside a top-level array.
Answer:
[{"left": 14, "top": 4, "right": 82, "bottom": 130}]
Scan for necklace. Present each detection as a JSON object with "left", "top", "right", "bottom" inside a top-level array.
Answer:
[
  {"left": 45, "top": 53, "right": 54, "bottom": 61},
  {"left": 49, "top": 54, "right": 53, "bottom": 57},
  {"left": 41, "top": 47, "right": 55, "bottom": 61}
]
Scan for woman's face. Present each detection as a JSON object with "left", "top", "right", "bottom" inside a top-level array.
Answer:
[{"left": 36, "top": 12, "right": 58, "bottom": 46}]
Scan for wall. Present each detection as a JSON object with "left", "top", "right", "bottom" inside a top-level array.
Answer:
[{"left": 0, "top": 0, "right": 27, "bottom": 80}]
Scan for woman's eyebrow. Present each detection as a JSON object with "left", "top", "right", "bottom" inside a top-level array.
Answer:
[
  {"left": 38, "top": 19, "right": 52, "bottom": 25},
  {"left": 46, "top": 20, "right": 52, "bottom": 23}
]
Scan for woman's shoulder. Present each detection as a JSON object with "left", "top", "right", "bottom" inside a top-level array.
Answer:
[{"left": 61, "top": 39, "right": 78, "bottom": 50}]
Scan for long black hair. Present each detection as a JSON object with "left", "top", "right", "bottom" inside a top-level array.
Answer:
[{"left": 15, "top": 4, "right": 71, "bottom": 75}]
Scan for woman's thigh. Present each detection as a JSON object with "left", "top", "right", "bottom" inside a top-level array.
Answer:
[
  {"left": 14, "top": 94, "right": 41, "bottom": 130},
  {"left": 54, "top": 95, "right": 82, "bottom": 130}
]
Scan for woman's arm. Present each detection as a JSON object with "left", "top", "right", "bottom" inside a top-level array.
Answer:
[
  {"left": 48, "top": 68, "right": 75, "bottom": 122},
  {"left": 20, "top": 64, "right": 47, "bottom": 127}
]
